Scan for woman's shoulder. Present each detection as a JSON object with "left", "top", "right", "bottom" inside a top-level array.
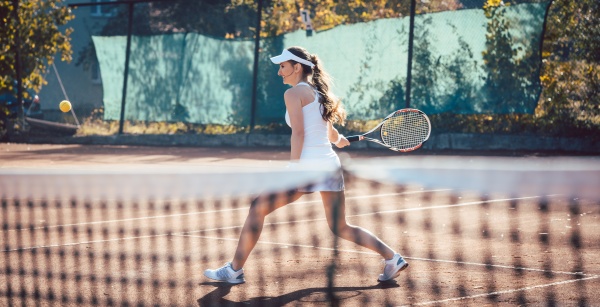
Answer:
[
  {"left": 285, "top": 85, "right": 305, "bottom": 94},
  {"left": 283, "top": 86, "right": 304, "bottom": 100}
]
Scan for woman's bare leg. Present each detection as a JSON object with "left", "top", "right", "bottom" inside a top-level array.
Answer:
[
  {"left": 231, "top": 191, "right": 304, "bottom": 270},
  {"left": 321, "top": 191, "right": 395, "bottom": 259}
]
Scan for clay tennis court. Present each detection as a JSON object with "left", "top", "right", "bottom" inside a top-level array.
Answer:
[{"left": 1, "top": 143, "right": 599, "bottom": 306}]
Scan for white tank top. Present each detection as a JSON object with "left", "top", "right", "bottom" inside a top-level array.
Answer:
[{"left": 285, "top": 82, "right": 331, "bottom": 148}]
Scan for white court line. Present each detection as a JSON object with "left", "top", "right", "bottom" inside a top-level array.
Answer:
[
  {"left": 2, "top": 234, "right": 170, "bottom": 252},
  {"left": 2, "top": 193, "right": 544, "bottom": 252},
  {"left": 182, "top": 195, "right": 545, "bottom": 235},
  {"left": 403, "top": 275, "right": 600, "bottom": 306},
  {"left": 404, "top": 256, "right": 587, "bottom": 276},
  {"left": 175, "top": 233, "right": 594, "bottom": 277},
  {"left": 2, "top": 189, "right": 449, "bottom": 233},
  {"left": 350, "top": 195, "right": 545, "bottom": 216}
]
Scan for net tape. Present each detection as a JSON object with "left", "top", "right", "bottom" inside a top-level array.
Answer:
[
  {"left": 346, "top": 156, "right": 600, "bottom": 201},
  {"left": 3, "top": 157, "right": 597, "bottom": 200}
]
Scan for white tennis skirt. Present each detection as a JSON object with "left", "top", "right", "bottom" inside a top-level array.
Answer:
[{"left": 298, "top": 145, "right": 344, "bottom": 192}]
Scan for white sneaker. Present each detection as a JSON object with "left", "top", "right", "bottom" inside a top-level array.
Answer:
[
  {"left": 378, "top": 253, "right": 408, "bottom": 282},
  {"left": 204, "top": 262, "right": 245, "bottom": 284}
]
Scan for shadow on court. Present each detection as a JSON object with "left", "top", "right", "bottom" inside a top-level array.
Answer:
[{"left": 197, "top": 282, "right": 400, "bottom": 306}]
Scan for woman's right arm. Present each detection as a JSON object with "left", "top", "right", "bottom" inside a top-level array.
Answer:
[{"left": 327, "top": 121, "right": 349, "bottom": 148}]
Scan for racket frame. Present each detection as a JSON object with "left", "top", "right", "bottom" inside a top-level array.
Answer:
[{"left": 347, "top": 108, "right": 431, "bottom": 152}]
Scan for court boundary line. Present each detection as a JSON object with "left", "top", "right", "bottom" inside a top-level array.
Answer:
[
  {"left": 176, "top": 233, "right": 594, "bottom": 277},
  {"left": 180, "top": 194, "right": 546, "bottom": 235},
  {"left": 403, "top": 274, "right": 600, "bottom": 306},
  {"left": 2, "top": 234, "right": 170, "bottom": 252}
]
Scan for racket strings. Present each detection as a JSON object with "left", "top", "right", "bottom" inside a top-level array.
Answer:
[{"left": 381, "top": 112, "right": 429, "bottom": 150}]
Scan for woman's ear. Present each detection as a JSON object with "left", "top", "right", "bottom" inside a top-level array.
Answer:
[{"left": 294, "top": 63, "right": 302, "bottom": 73}]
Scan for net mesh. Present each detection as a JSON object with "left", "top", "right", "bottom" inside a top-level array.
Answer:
[{"left": 2, "top": 156, "right": 599, "bottom": 306}]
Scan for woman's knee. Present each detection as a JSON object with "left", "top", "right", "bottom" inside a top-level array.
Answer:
[
  {"left": 249, "top": 197, "right": 278, "bottom": 218},
  {"left": 249, "top": 199, "right": 266, "bottom": 217},
  {"left": 327, "top": 219, "right": 351, "bottom": 236}
]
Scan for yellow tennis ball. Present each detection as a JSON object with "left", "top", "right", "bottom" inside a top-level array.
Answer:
[{"left": 59, "top": 100, "right": 71, "bottom": 113}]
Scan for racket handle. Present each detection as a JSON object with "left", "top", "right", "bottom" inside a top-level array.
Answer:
[{"left": 346, "top": 135, "right": 361, "bottom": 142}]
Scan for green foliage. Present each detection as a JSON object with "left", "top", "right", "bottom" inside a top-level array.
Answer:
[
  {"left": 536, "top": 0, "right": 600, "bottom": 135},
  {"left": 0, "top": 0, "right": 74, "bottom": 97},
  {"left": 537, "top": 61, "right": 600, "bottom": 134},
  {"left": 227, "top": 0, "right": 462, "bottom": 37},
  {"left": 0, "top": 104, "right": 9, "bottom": 141},
  {"left": 542, "top": 0, "right": 600, "bottom": 63}
]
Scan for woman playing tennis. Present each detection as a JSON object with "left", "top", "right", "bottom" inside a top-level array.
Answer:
[{"left": 204, "top": 46, "right": 408, "bottom": 284}]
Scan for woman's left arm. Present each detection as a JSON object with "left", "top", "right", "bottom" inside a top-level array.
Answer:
[{"left": 285, "top": 89, "right": 305, "bottom": 161}]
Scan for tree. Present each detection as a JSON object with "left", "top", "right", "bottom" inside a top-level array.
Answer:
[
  {"left": 226, "top": 0, "right": 461, "bottom": 37},
  {"left": 0, "top": 0, "right": 74, "bottom": 97},
  {"left": 0, "top": 0, "right": 73, "bottom": 140},
  {"left": 542, "top": 0, "right": 599, "bottom": 64},
  {"left": 536, "top": 0, "right": 599, "bottom": 136}
]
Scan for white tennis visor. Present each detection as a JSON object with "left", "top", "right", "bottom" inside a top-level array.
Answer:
[{"left": 270, "top": 49, "right": 315, "bottom": 68}]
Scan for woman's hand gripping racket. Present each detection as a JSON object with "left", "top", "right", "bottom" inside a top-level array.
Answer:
[{"left": 346, "top": 108, "right": 431, "bottom": 152}]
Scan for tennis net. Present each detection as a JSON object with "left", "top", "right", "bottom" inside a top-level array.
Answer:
[{"left": 1, "top": 156, "right": 599, "bottom": 306}]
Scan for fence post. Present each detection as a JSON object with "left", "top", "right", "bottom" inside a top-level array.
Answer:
[
  {"left": 118, "top": 1, "right": 134, "bottom": 134},
  {"left": 405, "top": 0, "right": 416, "bottom": 109},
  {"left": 250, "top": 0, "right": 263, "bottom": 131}
]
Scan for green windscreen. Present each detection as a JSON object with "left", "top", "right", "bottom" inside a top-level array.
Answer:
[{"left": 93, "top": 1, "right": 550, "bottom": 125}]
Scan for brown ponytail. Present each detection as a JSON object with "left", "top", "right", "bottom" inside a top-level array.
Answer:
[{"left": 287, "top": 46, "right": 347, "bottom": 125}]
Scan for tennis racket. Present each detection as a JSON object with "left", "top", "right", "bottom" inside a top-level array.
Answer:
[{"left": 346, "top": 108, "right": 431, "bottom": 152}]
